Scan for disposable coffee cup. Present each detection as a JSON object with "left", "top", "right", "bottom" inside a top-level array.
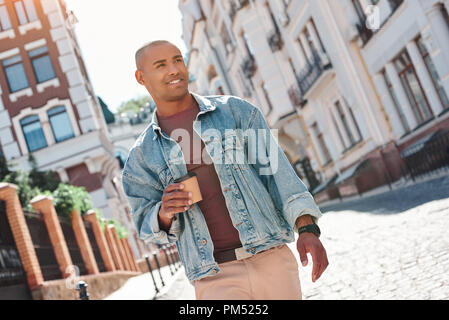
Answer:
[{"left": 174, "top": 172, "right": 202, "bottom": 204}]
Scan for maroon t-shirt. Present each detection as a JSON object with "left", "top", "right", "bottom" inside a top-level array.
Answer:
[{"left": 157, "top": 101, "right": 242, "bottom": 255}]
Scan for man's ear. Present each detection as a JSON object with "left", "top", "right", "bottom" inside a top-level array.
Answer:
[{"left": 135, "top": 70, "right": 144, "bottom": 85}]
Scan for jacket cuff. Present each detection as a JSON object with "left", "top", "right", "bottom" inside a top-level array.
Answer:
[
  {"left": 284, "top": 192, "right": 323, "bottom": 233},
  {"left": 145, "top": 202, "right": 177, "bottom": 244}
]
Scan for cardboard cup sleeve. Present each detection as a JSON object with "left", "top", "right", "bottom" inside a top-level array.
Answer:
[{"left": 174, "top": 172, "right": 202, "bottom": 204}]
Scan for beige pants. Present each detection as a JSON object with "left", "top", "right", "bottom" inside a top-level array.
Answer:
[{"left": 194, "top": 244, "right": 302, "bottom": 300}]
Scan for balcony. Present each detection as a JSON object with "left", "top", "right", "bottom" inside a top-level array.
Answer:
[
  {"left": 241, "top": 55, "right": 257, "bottom": 78},
  {"left": 356, "top": 21, "right": 373, "bottom": 45},
  {"left": 295, "top": 51, "right": 332, "bottom": 102},
  {"left": 288, "top": 85, "right": 307, "bottom": 108},
  {"left": 388, "top": 0, "right": 404, "bottom": 12},
  {"left": 268, "top": 30, "right": 284, "bottom": 52},
  {"left": 230, "top": 0, "right": 250, "bottom": 22}
]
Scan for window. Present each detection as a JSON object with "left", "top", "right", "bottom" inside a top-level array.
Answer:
[
  {"left": 335, "top": 100, "right": 356, "bottom": 146},
  {"left": 261, "top": 82, "right": 273, "bottom": 113},
  {"left": 311, "top": 122, "right": 331, "bottom": 164},
  {"left": 2, "top": 54, "right": 29, "bottom": 93},
  {"left": 20, "top": 115, "right": 47, "bottom": 152},
  {"left": 394, "top": 50, "right": 433, "bottom": 124},
  {"left": 382, "top": 70, "right": 410, "bottom": 132},
  {"left": 13, "top": 0, "right": 37, "bottom": 25},
  {"left": 330, "top": 112, "right": 346, "bottom": 149},
  {"left": 48, "top": 106, "right": 74, "bottom": 142},
  {"left": 220, "top": 24, "right": 233, "bottom": 55},
  {"left": 0, "top": 1, "right": 12, "bottom": 31},
  {"left": 416, "top": 37, "right": 449, "bottom": 111},
  {"left": 29, "top": 46, "right": 56, "bottom": 83}
]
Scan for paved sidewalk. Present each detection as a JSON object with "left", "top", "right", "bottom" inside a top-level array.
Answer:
[
  {"left": 104, "top": 265, "right": 195, "bottom": 300},
  {"left": 106, "top": 174, "right": 449, "bottom": 300}
]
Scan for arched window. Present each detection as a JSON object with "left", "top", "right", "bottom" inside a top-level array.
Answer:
[
  {"left": 48, "top": 106, "right": 74, "bottom": 142},
  {"left": 20, "top": 115, "right": 47, "bottom": 152}
]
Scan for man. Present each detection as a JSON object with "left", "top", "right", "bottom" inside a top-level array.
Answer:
[{"left": 122, "top": 40, "right": 328, "bottom": 300}]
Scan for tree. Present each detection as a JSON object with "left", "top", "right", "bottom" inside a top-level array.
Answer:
[
  {"left": 28, "top": 153, "right": 60, "bottom": 192},
  {"left": 117, "top": 95, "right": 153, "bottom": 115}
]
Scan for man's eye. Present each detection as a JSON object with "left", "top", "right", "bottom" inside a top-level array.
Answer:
[{"left": 157, "top": 64, "right": 165, "bottom": 68}]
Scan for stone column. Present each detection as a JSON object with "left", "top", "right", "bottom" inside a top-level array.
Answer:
[
  {"left": 120, "top": 238, "right": 136, "bottom": 272},
  {"left": 385, "top": 63, "right": 418, "bottom": 129},
  {"left": 83, "top": 211, "right": 115, "bottom": 272},
  {"left": 30, "top": 195, "right": 72, "bottom": 278},
  {"left": 0, "top": 183, "right": 44, "bottom": 289},
  {"left": 103, "top": 221, "right": 123, "bottom": 270},
  {"left": 109, "top": 225, "right": 132, "bottom": 271},
  {"left": 124, "top": 238, "right": 139, "bottom": 272},
  {"left": 372, "top": 73, "right": 408, "bottom": 137},
  {"left": 70, "top": 209, "right": 99, "bottom": 275},
  {"left": 406, "top": 41, "right": 444, "bottom": 116}
]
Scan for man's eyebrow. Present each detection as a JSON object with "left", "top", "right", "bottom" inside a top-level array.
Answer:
[{"left": 152, "top": 55, "right": 183, "bottom": 65}]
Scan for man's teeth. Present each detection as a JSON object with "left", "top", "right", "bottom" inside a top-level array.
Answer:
[{"left": 169, "top": 79, "right": 181, "bottom": 84}]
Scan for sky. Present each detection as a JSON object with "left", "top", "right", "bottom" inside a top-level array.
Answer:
[{"left": 65, "top": 0, "right": 188, "bottom": 112}]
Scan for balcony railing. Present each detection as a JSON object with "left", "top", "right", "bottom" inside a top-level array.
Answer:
[
  {"left": 241, "top": 55, "right": 257, "bottom": 78},
  {"left": 268, "top": 30, "right": 284, "bottom": 52},
  {"left": 288, "top": 85, "right": 306, "bottom": 108},
  {"left": 230, "top": 0, "right": 250, "bottom": 22},
  {"left": 356, "top": 21, "right": 373, "bottom": 45},
  {"left": 295, "top": 51, "right": 332, "bottom": 99},
  {"left": 388, "top": 0, "right": 404, "bottom": 12}
]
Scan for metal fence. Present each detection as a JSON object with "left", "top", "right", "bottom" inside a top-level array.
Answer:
[
  {"left": 400, "top": 129, "right": 449, "bottom": 179},
  {"left": 24, "top": 210, "right": 61, "bottom": 281},
  {"left": 84, "top": 220, "right": 106, "bottom": 273},
  {"left": 59, "top": 216, "right": 87, "bottom": 276},
  {"left": 0, "top": 201, "right": 27, "bottom": 287}
]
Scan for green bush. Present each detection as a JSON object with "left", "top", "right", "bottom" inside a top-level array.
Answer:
[
  {"left": 107, "top": 218, "right": 128, "bottom": 239},
  {"left": 2, "top": 170, "right": 41, "bottom": 212},
  {"left": 93, "top": 208, "right": 105, "bottom": 232},
  {"left": 51, "top": 183, "right": 93, "bottom": 218}
]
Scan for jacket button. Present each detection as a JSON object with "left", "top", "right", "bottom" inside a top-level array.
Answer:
[{"left": 201, "top": 239, "right": 207, "bottom": 245}]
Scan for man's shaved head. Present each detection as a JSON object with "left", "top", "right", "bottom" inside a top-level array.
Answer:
[
  {"left": 135, "top": 40, "right": 177, "bottom": 69},
  {"left": 134, "top": 39, "right": 189, "bottom": 103}
]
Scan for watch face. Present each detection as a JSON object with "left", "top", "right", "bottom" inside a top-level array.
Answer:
[{"left": 311, "top": 224, "right": 321, "bottom": 237}]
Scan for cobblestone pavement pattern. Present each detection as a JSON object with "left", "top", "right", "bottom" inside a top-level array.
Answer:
[{"left": 289, "top": 174, "right": 449, "bottom": 300}]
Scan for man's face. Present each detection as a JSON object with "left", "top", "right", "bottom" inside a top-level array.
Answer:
[{"left": 135, "top": 43, "right": 189, "bottom": 102}]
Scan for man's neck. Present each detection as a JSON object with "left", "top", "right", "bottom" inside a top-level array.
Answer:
[{"left": 155, "top": 93, "right": 196, "bottom": 118}]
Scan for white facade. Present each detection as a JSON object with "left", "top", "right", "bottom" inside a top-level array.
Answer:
[{"left": 179, "top": 0, "right": 449, "bottom": 191}]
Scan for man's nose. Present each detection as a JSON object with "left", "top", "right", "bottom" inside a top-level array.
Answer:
[{"left": 167, "top": 63, "right": 179, "bottom": 75}]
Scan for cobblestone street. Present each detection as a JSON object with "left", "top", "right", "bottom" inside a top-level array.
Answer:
[{"left": 289, "top": 174, "right": 449, "bottom": 300}]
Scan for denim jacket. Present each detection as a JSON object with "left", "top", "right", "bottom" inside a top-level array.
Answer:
[{"left": 122, "top": 92, "right": 322, "bottom": 282}]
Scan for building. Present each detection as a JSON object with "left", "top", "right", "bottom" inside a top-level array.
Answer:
[
  {"left": 0, "top": 0, "right": 143, "bottom": 257},
  {"left": 179, "top": 0, "right": 449, "bottom": 202}
]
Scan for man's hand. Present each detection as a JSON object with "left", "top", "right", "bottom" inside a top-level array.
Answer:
[
  {"left": 295, "top": 215, "right": 329, "bottom": 282},
  {"left": 158, "top": 183, "right": 193, "bottom": 231}
]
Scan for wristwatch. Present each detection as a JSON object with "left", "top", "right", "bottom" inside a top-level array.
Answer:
[{"left": 297, "top": 223, "right": 321, "bottom": 238}]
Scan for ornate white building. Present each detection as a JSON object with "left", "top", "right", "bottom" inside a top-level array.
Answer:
[{"left": 179, "top": 0, "right": 449, "bottom": 202}]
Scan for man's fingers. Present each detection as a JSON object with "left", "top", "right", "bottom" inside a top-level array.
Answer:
[
  {"left": 164, "top": 183, "right": 185, "bottom": 193},
  {"left": 162, "top": 191, "right": 192, "bottom": 202},
  {"left": 312, "top": 246, "right": 328, "bottom": 282},
  {"left": 165, "top": 199, "right": 193, "bottom": 208},
  {"left": 296, "top": 241, "right": 308, "bottom": 266},
  {"left": 164, "top": 206, "right": 188, "bottom": 216},
  {"left": 310, "top": 246, "right": 321, "bottom": 282}
]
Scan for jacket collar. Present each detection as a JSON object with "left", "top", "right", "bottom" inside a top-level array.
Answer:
[{"left": 149, "top": 92, "right": 217, "bottom": 138}]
